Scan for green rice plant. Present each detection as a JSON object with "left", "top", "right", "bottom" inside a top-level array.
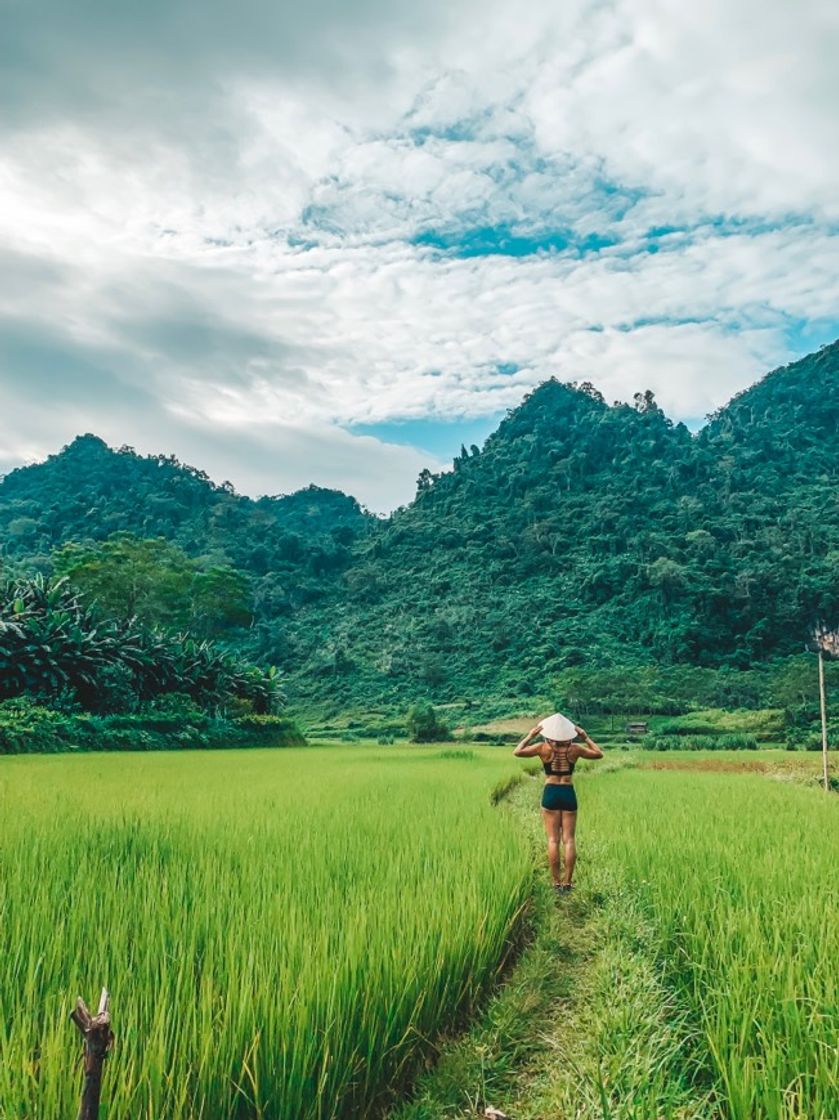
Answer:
[
  {"left": 655, "top": 709, "right": 785, "bottom": 741},
  {"left": 714, "top": 733, "right": 758, "bottom": 750},
  {"left": 0, "top": 746, "right": 531, "bottom": 1119},
  {"left": 583, "top": 771, "right": 839, "bottom": 1120},
  {"left": 642, "top": 732, "right": 759, "bottom": 752},
  {"left": 489, "top": 773, "right": 524, "bottom": 805}
]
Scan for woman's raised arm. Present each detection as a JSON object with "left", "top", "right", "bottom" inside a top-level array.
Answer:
[
  {"left": 513, "top": 725, "right": 544, "bottom": 757},
  {"left": 574, "top": 725, "right": 604, "bottom": 759}
]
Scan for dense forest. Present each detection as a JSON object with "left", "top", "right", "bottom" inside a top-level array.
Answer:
[{"left": 1, "top": 341, "right": 837, "bottom": 718}]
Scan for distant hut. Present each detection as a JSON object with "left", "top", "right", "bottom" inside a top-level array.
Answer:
[{"left": 624, "top": 721, "right": 648, "bottom": 736}]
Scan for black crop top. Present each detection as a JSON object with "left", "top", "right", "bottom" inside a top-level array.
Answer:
[{"left": 542, "top": 744, "right": 576, "bottom": 777}]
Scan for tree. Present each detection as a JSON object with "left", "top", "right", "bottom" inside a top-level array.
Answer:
[
  {"left": 633, "top": 389, "right": 660, "bottom": 414},
  {"left": 54, "top": 534, "right": 252, "bottom": 637},
  {"left": 189, "top": 566, "right": 253, "bottom": 638},
  {"left": 416, "top": 468, "right": 438, "bottom": 493},
  {"left": 54, "top": 535, "right": 193, "bottom": 626},
  {"left": 407, "top": 703, "right": 450, "bottom": 742},
  {"left": 648, "top": 557, "right": 687, "bottom": 602},
  {"left": 2, "top": 341, "right": 838, "bottom": 712}
]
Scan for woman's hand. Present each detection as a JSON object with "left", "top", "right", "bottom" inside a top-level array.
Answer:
[
  {"left": 574, "top": 724, "right": 589, "bottom": 741},
  {"left": 527, "top": 724, "right": 542, "bottom": 740}
]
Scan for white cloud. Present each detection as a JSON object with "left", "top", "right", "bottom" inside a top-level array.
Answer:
[{"left": 0, "top": 0, "right": 837, "bottom": 510}]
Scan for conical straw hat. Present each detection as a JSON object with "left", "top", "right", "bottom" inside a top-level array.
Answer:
[{"left": 539, "top": 712, "right": 576, "bottom": 742}]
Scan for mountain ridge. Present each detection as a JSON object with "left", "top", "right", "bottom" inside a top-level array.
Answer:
[
  {"left": 1, "top": 341, "right": 837, "bottom": 705},
  {"left": 4, "top": 339, "right": 837, "bottom": 513}
]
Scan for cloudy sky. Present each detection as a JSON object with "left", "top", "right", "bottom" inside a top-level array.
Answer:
[{"left": 0, "top": 0, "right": 837, "bottom": 510}]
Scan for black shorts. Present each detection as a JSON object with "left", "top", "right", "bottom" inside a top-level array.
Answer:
[{"left": 541, "top": 784, "right": 578, "bottom": 812}]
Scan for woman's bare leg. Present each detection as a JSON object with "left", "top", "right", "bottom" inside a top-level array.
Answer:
[
  {"left": 561, "top": 811, "right": 577, "bottom": 886},
  {"left": 541, "top": 808, "right": 563, "bottom": 885}
]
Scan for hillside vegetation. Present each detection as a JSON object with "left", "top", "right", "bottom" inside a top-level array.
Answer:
[{"left": 1, "top": 342, "right": 837, "bottom": 712}]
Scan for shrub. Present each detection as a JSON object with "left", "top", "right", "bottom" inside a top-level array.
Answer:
[
  {"left": 0, "top": 699, "right": 81, "bottom": 753},
  {"left": 785, "top": 722, "right": 838, "bottom": 751},
  {"left": 0, "top": 697, "right": 305, "bottom": 754},
  {"left": 644, "top": 735, "right": 673, "bottom": 751},
  {"left": 90, "top": 662, "right": 139, "bottom": 714},
  {"left": 799, "top": 733, "right": 824, "bottom": 752},
  {"left": 471, "top": 730, "right": 518, "bottom": 744},
  {"left": 407, "top": 703, "right": 450, "bottom": 743},
  {"left": 657, "top": 719, "right": 719, "bottom": 737},
  {"left": 229, "top": 714, "right": 306, "bottom": 747},
  {"left": 716, "top": 733, "right": 758, "bottom": 750}
]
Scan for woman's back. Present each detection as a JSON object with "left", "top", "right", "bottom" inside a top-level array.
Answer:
[{"left": 542, "top": 743, "right": 577, "bottom": 779}]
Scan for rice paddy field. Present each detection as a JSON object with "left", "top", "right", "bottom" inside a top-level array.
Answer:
[
  {"left": 581, "top": 767, "right": 839, "bottom": 1120},
  {"left": 0, "top": 744, "right": 837, "bottom": 1119},
  {"left": 0, "top": 747, "right": 531, "bottom": 1119}
]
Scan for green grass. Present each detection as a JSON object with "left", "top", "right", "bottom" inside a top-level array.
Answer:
[
  {"left": 584, "top": 770, "right": 839, "bottom": 1119},
  {"left": 0, "top": 745, "right": 531, "bottom": 1119}
]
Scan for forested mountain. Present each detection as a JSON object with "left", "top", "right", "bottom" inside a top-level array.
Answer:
[
  {"left": 1, "top": 342, "right": 837, "bottom": 709},
  {"left": 0, "top": 434, "right": 373, "bottom": 610}
]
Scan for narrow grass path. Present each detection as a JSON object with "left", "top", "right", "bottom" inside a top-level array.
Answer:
[{"left": 390, "top": 777, "right": 717, "bottom": 1120}]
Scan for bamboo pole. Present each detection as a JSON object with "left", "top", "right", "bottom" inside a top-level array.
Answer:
[{"left": 819, "top": 650, "right": 829, "bottom": 793}]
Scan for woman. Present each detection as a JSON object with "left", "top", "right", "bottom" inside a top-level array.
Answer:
[{"left": 514, "top": 713, "right": 604, "bottom": 893}]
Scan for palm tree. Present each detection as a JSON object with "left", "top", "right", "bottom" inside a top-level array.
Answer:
[{"left": 808, "top": 622, "right": 839, "bottom": 792}]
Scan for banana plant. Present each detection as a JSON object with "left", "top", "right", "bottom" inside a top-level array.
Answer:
[{"left": 1, "top": 573, "right": 286, "bottom": 713}]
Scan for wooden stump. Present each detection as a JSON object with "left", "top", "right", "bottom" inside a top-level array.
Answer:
[{"left": 70, "top": 988, "right": 113, "bottom": 1120}]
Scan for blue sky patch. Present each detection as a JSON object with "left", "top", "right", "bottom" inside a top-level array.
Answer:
[
  {"left": 349, "top": 413, "right": 507, "bottom": 461},
  {"left": 783, "top": 317, "right": 839, "bottom": 358},
  {"left": 412, "top": 223, "right": 570, "bottom": 257},
  {"left": 411, "top": 222, "right": 617, "bottom": 259}
]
